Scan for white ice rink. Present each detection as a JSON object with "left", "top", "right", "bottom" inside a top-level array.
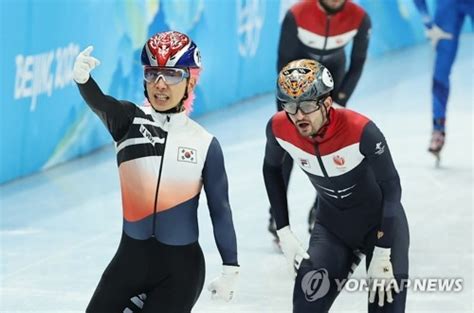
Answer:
[{"left": 1, "top": 35, "right": 473, "bottom": 312}]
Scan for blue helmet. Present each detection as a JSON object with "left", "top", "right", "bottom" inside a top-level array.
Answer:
[{"left": 141, "top": 30, "right": 201, "bottom": 68}]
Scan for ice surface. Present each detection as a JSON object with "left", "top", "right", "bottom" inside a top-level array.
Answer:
[{"left": 1, "top": 35, "right": 472, "bottom": 312}]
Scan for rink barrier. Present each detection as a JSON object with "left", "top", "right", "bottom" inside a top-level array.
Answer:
[{"left": 1, "top": 0, "right": 467, "bottom": 184}]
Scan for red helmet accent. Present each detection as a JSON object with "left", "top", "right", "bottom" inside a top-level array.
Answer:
[{"left": 141, "top": 31, "right": 201, "bottom": 68}]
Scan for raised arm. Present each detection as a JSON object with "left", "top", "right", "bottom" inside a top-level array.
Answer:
[{"left": 73, "top": 46, "right": 136, "bottom": 141}]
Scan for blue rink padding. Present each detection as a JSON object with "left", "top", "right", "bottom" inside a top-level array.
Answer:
[{"left": 0, "top": 0, "right": 470, "bottom": 184}]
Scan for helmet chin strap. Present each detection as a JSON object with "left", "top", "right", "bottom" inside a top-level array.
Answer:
[
  {"left": 311, "top": 104, "right": 331, "bottom": 138},
  {"left": 172, "top": 78, "right": 190, "bottom": 113}
]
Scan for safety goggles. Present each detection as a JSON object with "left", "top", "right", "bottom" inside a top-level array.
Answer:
[
  {"left": 281, "top": 98, "right": 325, "bottom": 115},
  {"left": 143, "top": 67, "right": 190, "bottom": 85}
]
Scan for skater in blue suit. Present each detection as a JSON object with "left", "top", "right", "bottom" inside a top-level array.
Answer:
[{"left": 414, "top": 0, "right": 474, "bottom": 158}]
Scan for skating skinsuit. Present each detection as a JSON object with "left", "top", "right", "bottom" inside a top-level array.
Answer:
[
  {"left": 264, "top": 108, "right": 409, "bottom": 312},
  {"left": 414, "top": 0, "right": 474, "bottom": 130},
  {"left": 273, "top": 0, "right": 371, "bottom": 214},
  {"left": 278, "top": 0, "right": 371, "bottom": 107},
  {"left": 78, "top": 78, "right": 238, "bottom": 313},
  {"left": 264, "top": 108, "right": 405, "bottom": 250}
]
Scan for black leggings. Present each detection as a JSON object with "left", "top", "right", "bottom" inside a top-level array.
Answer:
[
  {"left": 294, "top": 218, "right": 409, "bottom": 313},
  {"left": 86, "top": 233, "right": 205, "bottom": 313}
]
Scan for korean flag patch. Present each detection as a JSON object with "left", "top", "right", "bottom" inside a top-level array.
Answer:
[{"left": 178, "top": 147, "right": 197, "bottom": 163}]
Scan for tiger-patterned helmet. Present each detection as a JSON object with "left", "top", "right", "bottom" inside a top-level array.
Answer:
[{"left": 277, "top": 59, "right": 334, "bottom": 103}]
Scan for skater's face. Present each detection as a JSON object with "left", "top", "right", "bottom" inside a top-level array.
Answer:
[
  {"left": 144, "top": 67, "right": 196, "bottom": 112},
  {"left": 319, "top": 0, "right": 346, "bottom": 11},
  {"left": 288, "top": 96, "right": 332, "bottom": 137}
]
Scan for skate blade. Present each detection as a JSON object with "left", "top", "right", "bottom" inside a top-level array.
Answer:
[{"left": 429, "top": 150, "right": 441, "bottom": 168}]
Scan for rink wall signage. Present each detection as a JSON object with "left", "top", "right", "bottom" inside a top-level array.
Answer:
[{"left": 0, "top": 0, "right": 446, "bottom": 184}]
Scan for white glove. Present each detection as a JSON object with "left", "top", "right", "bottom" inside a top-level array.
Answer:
[
  {"left": 367, "top": 247, "right": 400, "bottom": 307},
  {"left": 73, "top": 46, "right": 100, "bottom": 84},
  {"left": 207, "top": 265, "right": 239, "bottom": 302},
  {"left": 425, "top": 24, "right": 453, "bottom": 48},
  {"left": 276, "top": 226, "right": 310, "bottom": 277}
]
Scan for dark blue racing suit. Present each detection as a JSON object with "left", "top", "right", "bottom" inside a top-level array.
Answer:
[
  {"left": 263, "top": 108, "right": 409, "bottom": 313},
  {"left": 414, "top": 0, "right": 474, "bottom": 131},
  {"left": 277, "top": 0, "right": 371, "bottom": 107},
  {"left": 273, "top": 0, "right": 371, "bottom": 229}
]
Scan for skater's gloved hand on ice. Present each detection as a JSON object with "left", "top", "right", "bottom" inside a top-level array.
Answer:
[
  {"left": 367, "top": 246, "right": 400, "bottom": 307},
  {"left": 207, "top": 265, "right": 239, "bottom": 302},
  {"left": 73, "top": 46, "right": 101, "bottom": 84},
  {"left": 277, "top": 226, "right": 310, "bottom": 278},
  {"left": 425, "top": 24, "right": 453, "bottom": 48}
]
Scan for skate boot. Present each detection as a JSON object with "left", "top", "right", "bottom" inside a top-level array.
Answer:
[{"left": 428, "top": 130, "right": 445, "bottom": 166}]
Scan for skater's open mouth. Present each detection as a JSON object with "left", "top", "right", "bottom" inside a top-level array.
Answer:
[
  {"left": 297, "top": 121, "right": 310, "bottom": 129},
  {"left": 153, "top": 93, "right": 170, "bottom": 101}
]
